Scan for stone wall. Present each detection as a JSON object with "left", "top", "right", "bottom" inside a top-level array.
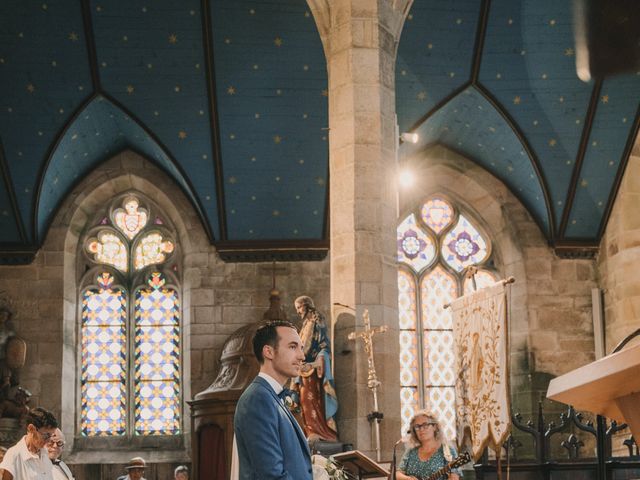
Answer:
[{"left": 598, "top": 135, "right": 640, "bottom": 352}]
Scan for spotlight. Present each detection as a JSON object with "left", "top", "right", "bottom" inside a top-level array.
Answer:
[{"left": 400, "top": 132, "right": 419, "bottom": 144}]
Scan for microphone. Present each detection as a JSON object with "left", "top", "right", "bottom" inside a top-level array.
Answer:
[
  {"left": 332, "top": 302, "right": 355, "bottom": 311},
  {"left": 390, "top": 438, "right": 404, "bottom": 480}
]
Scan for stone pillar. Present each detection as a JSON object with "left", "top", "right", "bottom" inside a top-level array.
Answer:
[
  {"left": 316, "top": 0, "right": 408, "bottom": 460},
  {"left": 598, "top": 134, "right": 640, "bottom": 350}
]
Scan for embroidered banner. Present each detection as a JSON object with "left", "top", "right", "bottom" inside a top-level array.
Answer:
[{"left": 451, "top": 281, "right": 511, "bottom": 460}]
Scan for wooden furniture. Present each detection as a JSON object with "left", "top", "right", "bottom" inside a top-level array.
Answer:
[
  {"left": 189, "top": 323, "right": 260, "bottom": 480},
  {"left": 547, "top": 342, "right": 640, "bottom": 439}
]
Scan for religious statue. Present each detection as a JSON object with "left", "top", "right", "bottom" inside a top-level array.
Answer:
[
  {"left": 292, "top": 296, "right": 338, "bottom": 441},
  {"left": 0, "top": 386, "right": 31, "bottom": 420},
  {"left": 0, "top": 295, "right": 26, "bottom": 408}
]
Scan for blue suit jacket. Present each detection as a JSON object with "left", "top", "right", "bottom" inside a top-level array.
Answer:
[{"left": 234, "top": 376, "right": 313, "bottom": 480}]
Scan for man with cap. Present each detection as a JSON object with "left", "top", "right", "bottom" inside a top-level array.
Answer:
[
  {"left": 116, "top": 457, "right": 146, "bottom": 480},
  {"left": 46, "top": 429, "right": 74, "bottom": 480}
]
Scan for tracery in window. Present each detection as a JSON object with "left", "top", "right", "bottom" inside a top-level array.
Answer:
[
  {"left": 79, "top": 194, "right": 180, "bottom": 438},
  {"left": 398, "top": 195, "right": 497, "bottom": 440}
]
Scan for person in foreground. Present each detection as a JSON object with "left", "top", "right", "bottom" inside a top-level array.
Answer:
[
  {"left": 0, "top": 407, "right": 58, "bottom": 480},
  {"left": 234, "top": 320, "right": 313, "bottom": 480},
  {"left": 396, "top": 410, "right": 461, "bottom": 480},
  {"left": 46, "top": 429, "right": 74, "bottom": 480}
]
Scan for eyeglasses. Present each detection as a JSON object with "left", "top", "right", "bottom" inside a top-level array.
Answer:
[
  {"left": 47, "top": 440, "right": 65, "bottom": 448},
  {"left": 414, "top": 422, "right": 437, "bottom": 431}
]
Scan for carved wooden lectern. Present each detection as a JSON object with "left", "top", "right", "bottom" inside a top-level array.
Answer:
[{"left": 547, "top": 342, "right": 640, "bottom": 440}]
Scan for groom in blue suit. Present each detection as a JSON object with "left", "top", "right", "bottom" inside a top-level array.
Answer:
[{"left": 234, "top": 320, "right": 313, "bottom": 480}]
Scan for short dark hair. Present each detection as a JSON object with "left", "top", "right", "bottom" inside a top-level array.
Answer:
[
  {"left": 252, "top": 320, "right": 297, "bottom": 364},
  {"left": 26, "top": 407, "right": 58, "bottom": 430}
]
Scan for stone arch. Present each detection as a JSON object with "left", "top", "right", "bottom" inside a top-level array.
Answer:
[{"left": 42, "top": 149, "right": 208, "bottom": 463}]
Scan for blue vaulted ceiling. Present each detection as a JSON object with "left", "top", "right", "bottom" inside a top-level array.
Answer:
[
  {"left": 0, "top": 0, "right": 327, "bottom": 261},
  {"left": 0, "top": 0, "right": 639, "bottom": 262},
  {"left": 397, "top": 0, "right": 640, "bottom": 246}
]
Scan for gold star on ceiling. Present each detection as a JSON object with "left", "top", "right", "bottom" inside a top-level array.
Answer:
[
  {"left": 273, "top": 135, "right": 282, "bottom": 144},
  {"left": 549, "top": 19, "right": 556, "bottom": 26},
  {"left": 229, "top": 177, "right": 237, "bottom": 184},
  {"left": 227, "top": 86, "right": 236, "bottom": 95},
  {"left": 549, "top": 138, "right": 557, "bottom": 146},
  {"left": 316, "top": 177, "right": 325, "bottom": 186},
  {"left": 178, "top": 131, "right": 187, "bottom": 139},
  {"left": 601, "top": 94, "right": 609, "bottom": 103},
  {"left": 26, "top": 83, "right": 35, "bottom": 93},
  {"left": 513, "top": 96, "right": 521, "bottom": 104},
  {"left": 126, "top": 85, "right": 134, "bottom": 94},
  {"left": 272, "top": 210, "right": 280, "bottom": 216},
  {"left": 224, "top": 38, "right": 231, "bottom": 44},
  {"left": 168, "top": 34, "right": 177, "bottom": 44},
  {"left": 274, "top": 37, "right": 283, "bottom": 47},
  {"left": 321, "top": 89, "right": 328, "bottom": 97},
  {"left": 417, "top": 91, "right": 427, "bottom": 101},
  {"left": 68, "top": 32, "right": 78, "bottom": 41},
  {"left": 564, "top": 48, "right": 574, "bottom": 56},
  {"left": 580, "top": 179, "right": 588, "bottom": 187}
]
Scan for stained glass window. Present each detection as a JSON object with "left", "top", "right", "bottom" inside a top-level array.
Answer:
[
  {"left": 80, "top": 272, "right": 127, "bottom": 436},
  {"left": 134, "top": 273, "right": 180, "bottom": 435},
  {"left": 86, "top": 231, "right": 128, "bottom": 272},
  {"left": 397, "top": 214, "right": 436, "bottom": 271},
  {"left": 134, "top": 233, "right": 175, "bottom": 270},
  {"left": 80, "top": 194, "right": 180, "bottom": 438},
  {"left": 397, "top": 196, "right": 495, "bottom": 438}
]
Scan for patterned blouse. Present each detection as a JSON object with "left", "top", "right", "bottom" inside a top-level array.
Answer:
[{"left": 398, "top": 445, "right": 462, "bottom": 479}]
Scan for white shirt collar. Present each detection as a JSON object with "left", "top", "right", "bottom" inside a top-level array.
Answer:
[{"left": 258, "top": 372, "right": 284, "bottom": 394}]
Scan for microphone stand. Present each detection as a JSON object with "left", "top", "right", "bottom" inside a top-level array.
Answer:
[{"left": 390, "top": 438, "right": 404, "bottom": 480}]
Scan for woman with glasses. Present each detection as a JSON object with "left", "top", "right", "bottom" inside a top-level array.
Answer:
[{"left": 396, "top": 410, "right": 461, "bottom": 480}]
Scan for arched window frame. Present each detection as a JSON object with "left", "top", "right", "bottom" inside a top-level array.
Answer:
[
  {"left": 75, "top": 192, "right": 184, "bottom": 450},
  {"left": 398, "top": 194, "right": 499, "bottom": 440}
]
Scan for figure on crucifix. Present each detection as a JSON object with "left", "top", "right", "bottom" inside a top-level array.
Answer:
[{"left": 292, "top": 296, "right": 338, "bottom": 441}]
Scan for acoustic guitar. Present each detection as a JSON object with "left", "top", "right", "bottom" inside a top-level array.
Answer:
[{"left": 418, "top": 451, "right": 471, "bottom": 480}]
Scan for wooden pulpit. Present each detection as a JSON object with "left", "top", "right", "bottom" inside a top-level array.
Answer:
[{"left": 547, "top": 342, "right": 640, "bottom": 439}]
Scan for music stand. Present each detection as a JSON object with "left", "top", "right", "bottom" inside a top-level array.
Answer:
[{"left": 332, "top": 450, "right": 390, "bottom": 479}]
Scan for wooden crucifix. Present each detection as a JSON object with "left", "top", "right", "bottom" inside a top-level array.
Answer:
[{"left": 348, "top": 309, "right": 389, "bottom": 462}]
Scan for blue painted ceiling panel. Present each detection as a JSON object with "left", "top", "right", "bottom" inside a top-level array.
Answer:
[
  {"left": 397, "top": 0, "right": 640, "bottom": 244},
  {"left": 479, "top": 0, "right": 594, "bottom": 230},
  {"left": 396, "top": 0, "right": 480, "bottom": 133},
  {"left": 565, "top": 75, "right": 640, "bottom": 238},
  {"left": 402, "top": 86, "right": 549, "bottom": 235},
  {"left": 211, "top": 0, "right": 328, "bottom": 240},
  {"left": 0, "top": 0, "right": 91, "bottom": 241},
  {"left": 90, "top": 0, "right": 220, "bottom": 239},
  {"left": 37, "top": 96, "right": 199, "bottom": 241}
]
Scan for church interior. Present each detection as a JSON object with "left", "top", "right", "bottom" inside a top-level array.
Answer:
[{"left": 0, "top": 0, "right": 639, "bottom": 478}]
